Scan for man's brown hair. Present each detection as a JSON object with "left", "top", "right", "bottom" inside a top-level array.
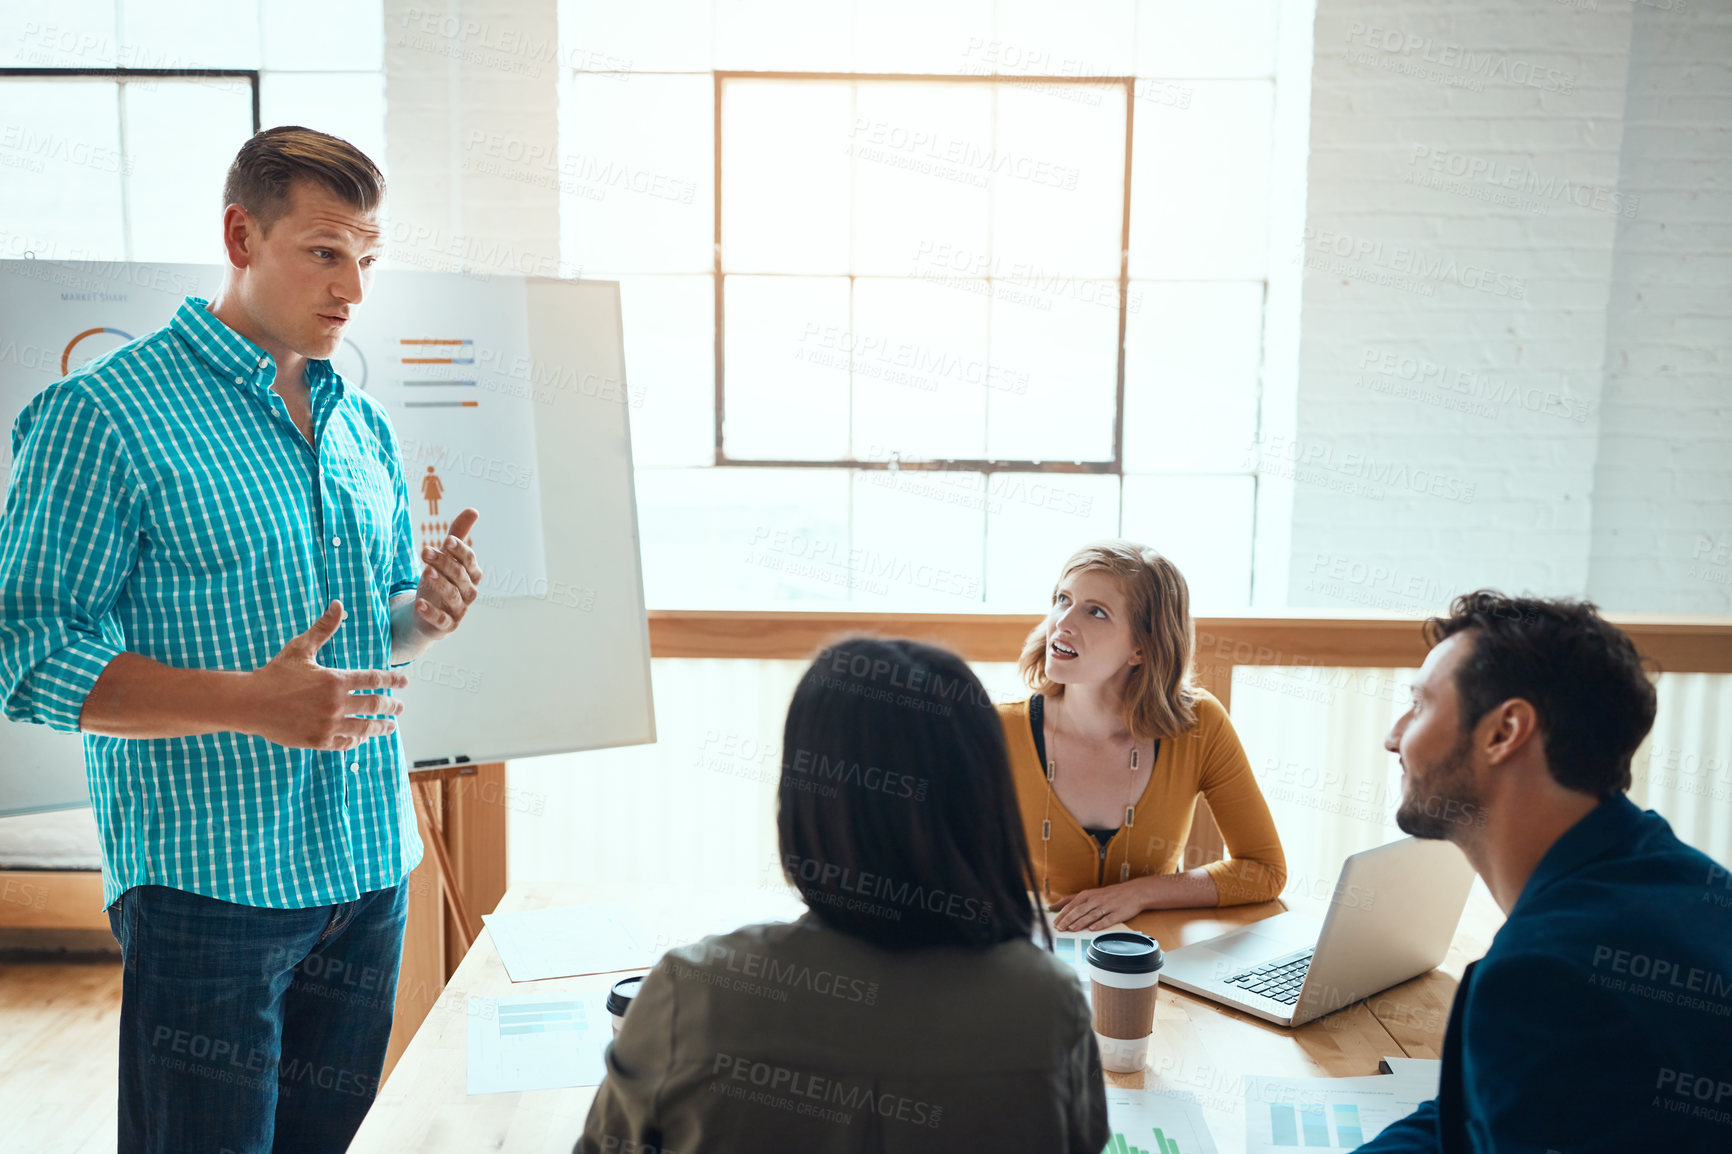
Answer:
[
  {"left": 223, "top": 126, "right": 385, "bottom": 234},
  {"left": 1423, "top": 590, "right": 1657, "bottom": 797}
]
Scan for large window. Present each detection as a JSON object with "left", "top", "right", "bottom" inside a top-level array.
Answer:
[
  {"left": 718, "top": 74, "right": 1129, "bottom": 468},
  {"left": 560, "top": 2, "right": 1278, "bottom": 612},
  {"left": 1, "top": 0, "right": 388, "bottom": 264}
]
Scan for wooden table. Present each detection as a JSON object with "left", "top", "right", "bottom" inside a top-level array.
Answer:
[{"left": 351, "top": 881, "right": 1503, "bottom": 1153}]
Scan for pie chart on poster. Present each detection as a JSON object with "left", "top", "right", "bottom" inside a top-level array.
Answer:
[
  {"left": 60, "top": 326, "right": 134, "bottom": 375},
  {"left": 332, "top": 337, "right": 368, "bottom": 390}
]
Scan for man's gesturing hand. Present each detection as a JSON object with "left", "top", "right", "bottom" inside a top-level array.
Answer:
[
  {"left": 412, "top": 506, "right": 483, "bottom": 639},
  {"left": 245, "top": 600, "right": 408, "bottom": 751}
]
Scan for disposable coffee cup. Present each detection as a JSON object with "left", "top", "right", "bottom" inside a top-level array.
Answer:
[
  {"left": 607, "top": 975, "right": 644, "bottom": 1036},
  {"left": 1086, "top": 932, "right": 1164, "bottom": 1073}
]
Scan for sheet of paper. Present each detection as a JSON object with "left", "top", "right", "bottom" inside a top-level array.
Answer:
[
  {"left": 466, "top": 993, "right": 609, "bottom": 1094},
  {"left": 481, "top": 902, "right": 657, "bottom": 982},
  {"left": 345, "top": 275, "right": 549, "bottom": 600},
  {"left": 1037, "top": 928, "right": 1102, "bottom": 987},
  {"left": 1104, "top": 1088, "right": 1219, "bottom": 1154},
  {"left": 1243, "top": 1073, "right": 1430, "bottom": 1152},
  {"left": 1379, "top": 1056, "right": 1443, "bottom": 1093}
]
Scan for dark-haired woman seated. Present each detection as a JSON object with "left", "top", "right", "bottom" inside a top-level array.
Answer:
[
  {"left": 1001, "top": 540, "right": 1287, "bottom": 932},
  {"left": 576, "top": 637, "right": 1108, "bottom": 1154}
]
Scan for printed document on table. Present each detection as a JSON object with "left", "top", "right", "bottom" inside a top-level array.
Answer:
[
  {"left": 1105, "top": 1088, "right": 1219, "bottom": 1154},
  {"left": 482, "top": 902, "right": 657, "bottom": 982},
  {"left": 467, "top": 993, "right": 609, "bottom": 1094},
  {"left": 1243, "top": 1072, "right": 1432, "bottom": 1152}
]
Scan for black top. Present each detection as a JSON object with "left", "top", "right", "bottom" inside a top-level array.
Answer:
[{"left": 1029, "top": 694, "right": 1157, "bottom": 852}]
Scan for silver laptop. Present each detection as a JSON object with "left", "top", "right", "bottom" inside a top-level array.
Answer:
[{"left": 1160, "top": 837, "right": 1476, "bottom": 1027}]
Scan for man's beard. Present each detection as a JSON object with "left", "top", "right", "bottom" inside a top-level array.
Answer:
[{"left": 1394, "top": 731, "right": 1482, "bottom": 840}]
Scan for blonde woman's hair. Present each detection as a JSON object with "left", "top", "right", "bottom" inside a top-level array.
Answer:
[{"left": 1016, "top": 539, "right": 1198, "bottom": 740}]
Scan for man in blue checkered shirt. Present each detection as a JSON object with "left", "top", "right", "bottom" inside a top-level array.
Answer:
[{"left": 0, "top": 126, "right": 484, "bottom": 1153}]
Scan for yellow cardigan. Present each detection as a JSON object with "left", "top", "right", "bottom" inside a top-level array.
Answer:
[{"left": 997, "top": 691, "right": 1287, "bottom": 906}]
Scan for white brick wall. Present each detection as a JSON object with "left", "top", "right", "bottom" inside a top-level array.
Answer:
[
  {"left": 371, "top": 0, "right": 1726, "bottom": 615},
  {"left": 1287, "top": 0, "right": 1639, "bottom": 615},
  {"left": 1288, "top": 0, "right": 1730, "bottom": 615},
  {"left": 382, "top": 0, "right": 566, "bottom": 281},
  {"left": 1587, "top": 0, "right": 1732, "bottom": 614}
]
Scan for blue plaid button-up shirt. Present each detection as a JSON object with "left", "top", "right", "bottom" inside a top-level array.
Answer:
[{"left": 0, "top": 296, "right": 424, "bottom": 909}]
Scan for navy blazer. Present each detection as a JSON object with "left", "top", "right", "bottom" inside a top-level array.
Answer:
[{"left": 1361, "top": 794, "right": 1732, "bottom": 1152}]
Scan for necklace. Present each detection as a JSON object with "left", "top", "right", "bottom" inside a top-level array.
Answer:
[{"left": 1037, "top": 695, "right": 1150, "bottom": 896}]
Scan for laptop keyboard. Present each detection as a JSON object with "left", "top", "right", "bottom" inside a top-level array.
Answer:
[{"left": 1223, "top": 947, "right": 1314, "bottom": 1005}]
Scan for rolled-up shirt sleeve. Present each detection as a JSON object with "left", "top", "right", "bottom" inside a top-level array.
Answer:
[
  {"left": 0, "top": 385, "right": 144, "bottom": 731},
  {"left": 358, "top": 404, "right": 419, "bottom": 669},
  {"left": 375, "top": 415, "right": 420, "bottom": 603}
]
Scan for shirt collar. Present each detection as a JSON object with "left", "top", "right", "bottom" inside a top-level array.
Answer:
[
  {"left": 1510, "top": 792, "right": 1645, "bottom": 915},
  {"left": 169, "top": 295, "right": 343, "bottom": 399}
]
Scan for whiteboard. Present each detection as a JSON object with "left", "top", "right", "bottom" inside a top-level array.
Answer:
[{"left": 0, "top": 261, "right": 654, "bottom": 816}]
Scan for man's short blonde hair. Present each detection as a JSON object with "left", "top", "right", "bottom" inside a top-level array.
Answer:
[{"left": 222, "top": 125, "right": 384, "bottom": 234}]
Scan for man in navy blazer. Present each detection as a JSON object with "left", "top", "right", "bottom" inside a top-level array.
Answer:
[{"left": 1362, "top": 591, "right": 1732, "bottom": 1153}]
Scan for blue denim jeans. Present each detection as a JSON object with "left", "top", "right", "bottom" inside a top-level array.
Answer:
[{"left": 106, "top": 880, "right": 409, "bottom": 1154}]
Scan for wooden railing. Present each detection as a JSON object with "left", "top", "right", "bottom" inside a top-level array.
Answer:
[
  {"left": 386, "top": 610, "right": 1732, "bottom": 1078},
  {"left": 643, "top": 607, "right": 1732, "bottom": 873},
  {"left": 647, "top": 609, "right": 1732, "bottom": 705}
]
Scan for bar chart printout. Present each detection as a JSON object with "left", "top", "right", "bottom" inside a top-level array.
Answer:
[
  {"left": 1045, "top": 931, "right": 1100, "bottom": 987},
  {"left": 1104, "top": 1090, "right": 1219, "bottom": 1154},
  {"left": 466, "top": 993, "right": 609, "bottom": 1093},
  {"left": 1264, "top": 1098, "right": 1376, "bottom": 1148},
  {"left": 1245, "top": 1074, "right": 1424, "bottom": 1151}
]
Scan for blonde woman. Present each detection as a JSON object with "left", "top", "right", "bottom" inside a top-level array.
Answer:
[{"left": 998, "top": 541, "right": 1286, "bottom": 931}]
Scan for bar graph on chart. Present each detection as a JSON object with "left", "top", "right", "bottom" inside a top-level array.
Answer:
[
  {"left": 1243, "top": 1072, "right": 1431, "bottom": 1152},
  {"left": 466, "top": 992, "right": 610, "bottom": 1094},
  {"left": 1048, "top": 931, "right": 1100, "bottom": 987},
  {"left": 1104, "top": 1090, "right": 1218, "bottom": 1154},
  {"left": 1266, "top": 1101, "right": 1365, "bottom": 1147},
  {"left": 1107, "top": 1125, "right": 1198, "bottom": 1154}
]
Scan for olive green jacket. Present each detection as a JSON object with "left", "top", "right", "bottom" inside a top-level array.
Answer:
[{"left": 577, "top": 913, "right": 1109, "bottom": 1153}]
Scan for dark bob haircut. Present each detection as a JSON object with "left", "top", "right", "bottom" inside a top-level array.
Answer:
[
  {"left": 777, "top": 635, "right": 1049, "bottom": 950},
  {"left": 1423, "top": 590, "right": 1657, "bottom": 798}
]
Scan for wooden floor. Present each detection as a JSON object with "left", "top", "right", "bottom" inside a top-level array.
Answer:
[{"left": 0, "top": 956, "right": 122, "bottom": 1153}]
